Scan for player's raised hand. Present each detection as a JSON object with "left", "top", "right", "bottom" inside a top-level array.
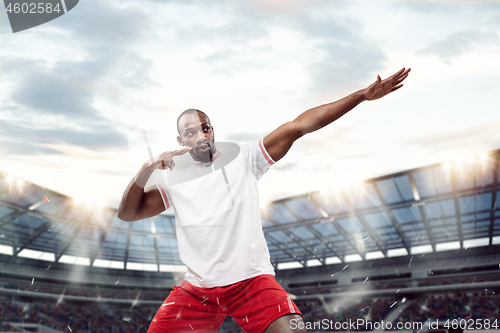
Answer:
[
  {"left": 363, "top": 67, "right": 411, "bottom": 101},
  {"left": 153, "top": 146, "right": 192, "bottom": 171}
]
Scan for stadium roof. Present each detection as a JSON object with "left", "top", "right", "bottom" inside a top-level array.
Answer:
[{"left": 1, "top": 149, "right": 499, "bottom": 272}]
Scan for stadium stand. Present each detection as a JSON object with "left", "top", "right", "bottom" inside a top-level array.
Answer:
[{"left": 1, "top": 149, "right": 499, "bottom": 332}]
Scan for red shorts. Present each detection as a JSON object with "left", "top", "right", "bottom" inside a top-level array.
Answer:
[{"left": 147, "top": 274, "right": 302, "bottom": 333}]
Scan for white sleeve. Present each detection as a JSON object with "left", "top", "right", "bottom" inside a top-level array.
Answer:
[{"left": 241, "top": 138, "right": 276, "bottom": 181}]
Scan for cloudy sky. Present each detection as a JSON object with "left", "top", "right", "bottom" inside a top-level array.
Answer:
[{"left": 1, "top": 0, "right": 500, "bottom": 208}]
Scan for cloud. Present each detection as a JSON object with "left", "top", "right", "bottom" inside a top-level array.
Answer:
[
  {"left": 396, "top": 3, "right": 460, "bottom": 14},
  {"left": 0, "top": 140, "right": 65, "bottom": 156},
  {"left": 202, "top": 50, "right": 235, "bottom": 63},
  {"left": 176, "top": 18, "right": 269, "bottom": 45},
  {"left": 4, "top": 0, "right": 155, "bottom": 115},
  {"left": 290, "top": 12, "right": 387, "bottom": 95},
  {"left": 404, "top": 121, "right": 500, "bottom": 153},
  {"left": 1, "top": 119, "right": 127, "bottom": 156},
  {"left": 10, "top": 69, "right": 102, "bottom": 120},
  {"left": 55, "top": 0, "right": 150, "bottom": 46},
  {"left": 293, "top": 11, "right": 356, "bottom": 41},
  {"left": 308, "top": 41, "right": 387, "bottom": 94},
  {"left": 419, "top": 30, "right": 500, "bottom": 60},
  {"left": 1, "top": 0, "right": 157, "bottom": 156},
  {"left": 0, "top": 57, "right": 47, "bottom": 75}
]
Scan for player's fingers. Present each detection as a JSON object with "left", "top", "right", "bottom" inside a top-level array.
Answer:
[
  {"left": 377, "top": 74, "right": 381, "bottom": 85},
  {"left": 391, "top": 84, "right": 403, "bottom": 92},
  {"left": 172, "top": 146, "right": 192, "bottom": 156},
  {"left": 393, "top": 73, "right": 409, "bottom": 84},
  {"left": 391, "top": 67, "right": 405, "bottom": 78},
  {"left": 161, "top": 159, "right": 173, "bottom": 171},
  {"left": 160, "top": 147, "right": 189, "bottom": 160},
  {"left": 396, "top": 68, "right": 410, "bottom": 81}
]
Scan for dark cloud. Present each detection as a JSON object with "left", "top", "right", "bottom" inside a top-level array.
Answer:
[
  {"left": 4, "top": 0, "right": 154, "bottom": 112},
  {"left": 284, "top": 11, "right": 387, "bottom": 95},
  {"left": 117, "top": 54, "right": 155, "bottom": 89},
  {"left": 152, "top": 0, "right": 383, "bottom": 93},
  {"left": 293, "top": 13, "right": 356, "bottom": 41},
  {"left": 1, "top": 119, "right": 127, "bottom": 155},
  {"left": 419, "top": 30, "right": 499, "bottom": 60},
  {"left": 0, "top": 58, "right": 47, "bottom": 74},
  {"left": 2, "top": 0, "right": 155, "bottom": 155},
  {"left": 10, "top": 69, "right": 101, "bottom": 120},
  {"left": 54, "top": 0, "right": 150, "bottom": 45},
  {"left": 0, "top": 140, "right": 65, "bottom": 156},
  {"left": 308, "top": 40, "right": 387, "bottom": 94}
]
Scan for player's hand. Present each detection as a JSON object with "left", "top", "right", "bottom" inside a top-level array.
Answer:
[
  {"left": 151, "top": 147, "right": 192, "bottom": 171},
  {"left": 363, "top": 67, "right": 411, "bottom": 101}
]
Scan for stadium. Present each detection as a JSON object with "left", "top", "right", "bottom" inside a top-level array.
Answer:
[
  {"left": 2, "top": 1, "right": 500, "bottom": 332},
  {"left": 1, "top": 148, "right": 499, "bottom": 333}
]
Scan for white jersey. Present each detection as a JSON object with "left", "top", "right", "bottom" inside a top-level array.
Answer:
[{"left": 156, "top": 139, "right": 276, "bottom": 288}]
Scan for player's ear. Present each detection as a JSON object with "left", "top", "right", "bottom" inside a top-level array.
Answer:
[{"left": 177, "top": 136, "right": 184, "bottom": 146}]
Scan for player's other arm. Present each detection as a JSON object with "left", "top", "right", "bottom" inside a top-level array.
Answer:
[
  {"left": 263, "top": 67, "right": 411, "bottom": 162},
  {"left": 117, "top": 147, "right": 191, "bottom": 222}
]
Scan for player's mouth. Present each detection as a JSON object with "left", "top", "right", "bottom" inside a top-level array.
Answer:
[{"left": 197, "top": 144, "right": 210, "bottom": 152}]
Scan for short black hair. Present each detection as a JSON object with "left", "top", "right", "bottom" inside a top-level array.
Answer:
[{"left": 176, "top": 109, "right": 211, "bottom": 135}]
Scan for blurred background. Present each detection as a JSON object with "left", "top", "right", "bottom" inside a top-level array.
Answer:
[{"left": 1, "top": 0, "right": 500, "bottom": 332}]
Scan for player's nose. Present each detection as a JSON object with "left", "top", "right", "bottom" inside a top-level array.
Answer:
[{"left": 195, "top": 130, "right": 205, "bottom": 142}]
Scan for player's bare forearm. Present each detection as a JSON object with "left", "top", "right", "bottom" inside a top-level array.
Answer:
[
  {"left": 294, "top": 89, "right": 366, "bottom": 135},
  {"left": 117, "top": 164, "right": 158, "bottom": 222},
  {"left": 118, "top": 179, "right": 144, "bottom": 222},
  {"left": 263, "top": 90, "right": 365, "bottom": 162},
  {"left": 264, "top": 67, "right": 411, "bottom": 162}
]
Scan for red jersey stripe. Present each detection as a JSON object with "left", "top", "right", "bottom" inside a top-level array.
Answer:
[
  {"left": 156, "top": 183, "right": 170, "bottom": 209},
  {"left": 258, "top": 138, "right": 275, "bottom": 165}
]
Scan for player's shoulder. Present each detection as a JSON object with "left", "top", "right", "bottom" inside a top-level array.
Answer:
[{"left": 238, "top": 139, "right": 263, "bottom": 157}]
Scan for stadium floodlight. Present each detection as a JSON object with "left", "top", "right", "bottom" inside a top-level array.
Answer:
[
  {"left": 454, "top": 157, "right": 466, "bottom": 167},
  {"left": 151, "top": 219, "right": 157, "bottom": 234}
]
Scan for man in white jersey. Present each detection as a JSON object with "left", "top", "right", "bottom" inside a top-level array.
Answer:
[{"left": 118, "top": 67, "right": 411, "bottom": 332}]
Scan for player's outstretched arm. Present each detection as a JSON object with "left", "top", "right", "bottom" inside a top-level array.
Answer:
[
  {"left": 117, "top": 147, "right": 191, "bottom": 222},
  {"left": 263, "top": 67, "right": 411, "bottom": 162}
]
